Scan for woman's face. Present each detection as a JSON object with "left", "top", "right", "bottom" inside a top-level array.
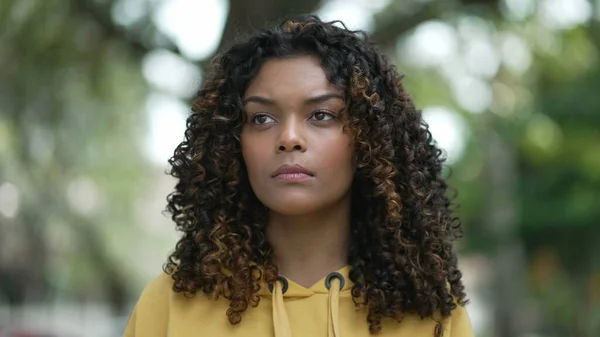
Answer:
[{"left": 240, "top": 56, "right": 354, "bottom": 216}]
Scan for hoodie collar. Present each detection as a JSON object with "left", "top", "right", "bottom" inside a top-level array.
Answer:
[
  {"left": 263, "top": 266, "right": 351, "bottom": 337},
  {"left": 258, "top": 265, "right": 352, "bottom": 297}
]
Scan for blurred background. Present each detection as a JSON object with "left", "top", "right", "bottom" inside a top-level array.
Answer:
[{"left": 1, "top": 0, "right": 599, "bottom": 336}]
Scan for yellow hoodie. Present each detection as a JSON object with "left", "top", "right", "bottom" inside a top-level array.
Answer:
[{"left": 124, "top": 266, "right": 473, "bottom": 337}]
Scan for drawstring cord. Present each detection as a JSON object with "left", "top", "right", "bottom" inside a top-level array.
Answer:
[
  {"left": 272, "top": 272, "right": 344, "bottom": 337},
  {"left": 272, "top": 280, "right": 292, "bottom": 337},
  {"left": 327, "top": 277, "right": 341, "bottom": 337}
]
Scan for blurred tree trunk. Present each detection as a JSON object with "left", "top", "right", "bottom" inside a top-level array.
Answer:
[
  {"left": 480, "top": 113, "right": 532, "bottom": 337},
  {"left": 217, "top": 0, "right": 322, "bottom": 51}
]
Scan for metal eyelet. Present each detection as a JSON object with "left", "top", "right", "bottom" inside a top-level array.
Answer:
[
  {"left": 268, "top": 275, "right": 289, "bottom": 294},
  {"left": 325, "top": 272, "right": 345, "bottom": 290}
]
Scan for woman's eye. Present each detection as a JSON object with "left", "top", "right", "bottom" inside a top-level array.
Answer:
[
  {"left": 311, "top": 111, "right": 335, "bottom": 121},
  {"left": 251, "top": 114, "right": 275, "bottom": 124}
]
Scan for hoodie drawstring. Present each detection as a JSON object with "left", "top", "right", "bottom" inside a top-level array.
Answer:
[
  {"left": 271, "top": 272, "right": 345, "bottom": 337},
  {"left": 325, "top": 272, "right": 344, "bottom": 337},
  {"left": 326, "top": 277, "right": 341, "bottom": 337},
  {"left": 272, "top": 277, "right": 292, "bottom": 337}
]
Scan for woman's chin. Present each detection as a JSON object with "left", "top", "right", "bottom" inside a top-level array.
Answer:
[{"left": 263, "top": 198, "right": 322, "bottom": 216}]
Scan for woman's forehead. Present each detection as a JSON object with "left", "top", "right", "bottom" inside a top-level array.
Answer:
[{"left": 243, "top": 56, "right": 341, "bottom": 100}]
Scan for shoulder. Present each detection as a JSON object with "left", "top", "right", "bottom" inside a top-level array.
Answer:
[
  {"left": 123, "top": 272, "right": 176, "bottom": 337},
  {"left": 446, "top": 303, "right": 474, "bottom": 337},
  {"left": 137, "top": 272, "right": 175, "bottom": 304}
]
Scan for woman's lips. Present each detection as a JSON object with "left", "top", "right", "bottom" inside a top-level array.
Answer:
[
  {"left": 271, "top": 164, "right": 315, "bottom": 182},
  {"left": 273, "top": 172, "right": 314, "bottom": 182}
]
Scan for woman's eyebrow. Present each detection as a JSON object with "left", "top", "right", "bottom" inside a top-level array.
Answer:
[
  {"left": 242, "top": 93, "right": 344, "bottom": 106},
  {"left": 303, "top": 93, "right": 344, "bottom": 104},
  {"left": 242, "top": 96, "right": 275, "bottom": 106}
]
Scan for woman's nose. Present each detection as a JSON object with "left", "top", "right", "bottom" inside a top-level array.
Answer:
[{"left": 276, "top": 117, "right": 307, "bottom": 153}]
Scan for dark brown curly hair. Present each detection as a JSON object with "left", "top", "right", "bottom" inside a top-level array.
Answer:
[{"left": 164, "top": 15, "right": 467, "bottom": 337}]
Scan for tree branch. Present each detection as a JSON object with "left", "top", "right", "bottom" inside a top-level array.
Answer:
[
  {"left": 371, "top": 0, "right": 502, "bottom": 50},
  {"left": 70, "top": 0, "right": 181, "bottom": 58}
]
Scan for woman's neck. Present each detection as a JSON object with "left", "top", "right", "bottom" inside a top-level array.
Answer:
[{"left": 266, "top": 197, "right": 351, "bottom": 288}]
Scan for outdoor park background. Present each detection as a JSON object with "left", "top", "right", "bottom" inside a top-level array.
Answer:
[{"left": 1, "top": 0, "right": 599, "bottom": 336}]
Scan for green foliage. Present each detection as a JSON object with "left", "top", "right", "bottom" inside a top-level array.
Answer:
[{"left": 1, "top": 0, "right": 599, "bottom": 335}]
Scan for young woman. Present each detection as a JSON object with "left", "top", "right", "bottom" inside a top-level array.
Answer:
[{"left": 124, "top": 15, "right": 473, "bottom": 337}]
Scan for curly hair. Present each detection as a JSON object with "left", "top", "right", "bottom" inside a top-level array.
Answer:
[{"left": 164, "top": 15, "right": 467, "bottom": 337}]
